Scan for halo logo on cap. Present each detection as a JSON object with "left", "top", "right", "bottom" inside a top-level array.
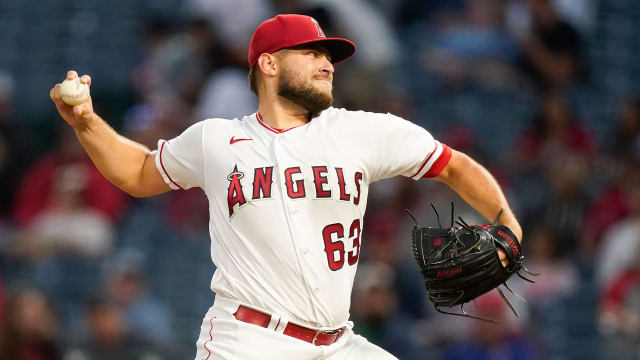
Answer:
[{"left": 310, "top": 17, "right": 326, "bottom": 38}]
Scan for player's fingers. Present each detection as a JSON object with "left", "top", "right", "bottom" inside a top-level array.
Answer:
[
  {"left": 80, "top": 75, "right": 91, "bottom": 86},
  {"left": 67, "top": 70, "right": 78, "bottom": 80},
  {"left": 497, "top": 248, "right": 509, "bottom": 268},
  {"left": 51, "top": 85, "right": 68, "bottom": 108},
  {"left": 50, "top": 84, "right": 62, "bottom": 102},
  {"left": 75, "top": 101, "right": 93, "bottom": 117},
  {"left": 73, "top": 103, "right": 84, "bottom": 117}
]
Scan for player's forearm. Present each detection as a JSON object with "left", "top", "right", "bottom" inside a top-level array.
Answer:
[
  {"left": 73, "top": 112, "right": 150, "bottom": 195},
  {"left": 437, "top": 151, "right": 522, "bottom": 241}
]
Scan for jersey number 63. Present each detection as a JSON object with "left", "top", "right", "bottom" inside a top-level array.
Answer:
[{"left": 321, "top": 219, "right": 361, "bottom": 271}]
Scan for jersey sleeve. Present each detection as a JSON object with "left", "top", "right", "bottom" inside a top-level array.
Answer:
[
  {"left": 366, "top": 112, "right": 452, "bottom": 183},
  {"left": 154, "top": 121, "right": 205, "bottom": 190}
]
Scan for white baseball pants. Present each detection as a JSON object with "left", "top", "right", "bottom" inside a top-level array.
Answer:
[{"left": 194, "top": 296, "right": 398, "bottom": 360}]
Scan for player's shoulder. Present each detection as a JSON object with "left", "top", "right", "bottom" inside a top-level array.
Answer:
[
  {"left": 200, "top": 116, "right": 236, "bottom": 127},
  {"left": 199, "top": 114, "right": 254, "bottom": 132},
  {"left": 318, "top": 107, "right": 403, "bottom": 123},
  {"left": 321, "top": 107, "right": 432, "bottom": 141},
  {"left": 169, "top": 116, "right": 243, "bottom": 145}
]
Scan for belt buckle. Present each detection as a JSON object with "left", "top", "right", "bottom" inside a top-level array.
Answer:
[{"left": 312, "top": 328, "right": 341, "bottom": 345}]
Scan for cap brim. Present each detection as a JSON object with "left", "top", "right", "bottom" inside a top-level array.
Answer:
[{"left": 292, "top": 38, "right": 356, "bottom": 65}]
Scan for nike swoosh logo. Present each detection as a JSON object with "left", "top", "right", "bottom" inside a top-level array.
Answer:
[{"left": 230, "top": 136, "right": 253, "bottom": 144}]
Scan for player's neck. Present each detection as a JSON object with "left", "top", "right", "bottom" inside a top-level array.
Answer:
[{"left": 257, "top": 96, "right": 311, "bottom": 130}]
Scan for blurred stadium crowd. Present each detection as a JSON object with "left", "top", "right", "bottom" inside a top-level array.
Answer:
[{"left": 1, "top": 0, "right": 640, "bottom": 359}]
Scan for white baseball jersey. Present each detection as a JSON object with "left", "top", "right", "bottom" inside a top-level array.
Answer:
[{"left": 154, "top": 107, "right": 451, "bottom": 329}]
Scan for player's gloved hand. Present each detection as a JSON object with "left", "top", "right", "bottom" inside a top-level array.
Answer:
[
  {"left": 50, "top": 70, "right": 94, "bottom": 129},
  {"left": 477, "top": 224, "right": 519, "bottom": 269},
  {"left": 476, "top": 224, "right": 520, "bottom": 268},
  {"left": 409, "top": 204, "right": 537, "bottom": 322}
]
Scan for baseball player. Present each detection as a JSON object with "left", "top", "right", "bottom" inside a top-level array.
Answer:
[{"left": 50, "top": 14, "right": 522, "bottom": 360}]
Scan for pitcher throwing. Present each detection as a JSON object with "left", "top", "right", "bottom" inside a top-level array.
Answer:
[{"left": 50, "top": 14, "right": 522, "bottom": 360}]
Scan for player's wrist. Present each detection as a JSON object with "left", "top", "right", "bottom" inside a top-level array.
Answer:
[
  {"left": 492, "top": 210, "right": 521, "bottom": 242},
  {"left": 72, "top": 111, "right": 100, "bottom": 132},
  {"left": 502, "top": 222, "right": 522, "bottom": 243}
]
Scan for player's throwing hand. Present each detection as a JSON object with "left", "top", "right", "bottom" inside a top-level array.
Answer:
[{"left": 49, "top": 70, "right": 94, "bottom": 129}]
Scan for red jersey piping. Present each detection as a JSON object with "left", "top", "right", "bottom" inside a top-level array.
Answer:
[
  {"left": 410, "top": 143, "right": 453, "bottom": 179},
  {"left": 410, "top": 148, "right": 437, "bottom": 178},
  {"left": 256, "top": 112, "right": 307, "bottom": 133},
  {"left": 204, "top": 315, "right": 215, "bottom": 360},
  {"left": 159, "top": 141, "right": 184, "bottom": 190}
]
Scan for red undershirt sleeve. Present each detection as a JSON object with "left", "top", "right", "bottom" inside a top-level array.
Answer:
[{"left": 421, "top": 143, "right": 453, "bottom": 178}]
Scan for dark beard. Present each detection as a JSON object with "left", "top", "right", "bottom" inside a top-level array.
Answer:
[{"left": 277, "top": 67, "right": 333, "bottom": 117}]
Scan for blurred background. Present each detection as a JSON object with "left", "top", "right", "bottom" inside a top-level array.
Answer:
[{"left": 1, "top": 0, "right": 640, "bottom": 359}]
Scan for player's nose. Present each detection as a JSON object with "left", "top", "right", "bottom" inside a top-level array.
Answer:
[{"left": 320, "top": 56, "right": 334, "bottom": 75}]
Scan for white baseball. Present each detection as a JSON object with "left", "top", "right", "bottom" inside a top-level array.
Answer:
[{"left": 60, "top": 77, "right": 90, "bottom": 106}]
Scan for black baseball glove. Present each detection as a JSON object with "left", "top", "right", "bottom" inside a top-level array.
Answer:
[{"left": 409, "top": 204, "right": 536, "bottom": 322}]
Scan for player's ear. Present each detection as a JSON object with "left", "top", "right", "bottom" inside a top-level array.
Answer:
[{"left": 257, "top": 53, "right": 278, "bottom": 77}]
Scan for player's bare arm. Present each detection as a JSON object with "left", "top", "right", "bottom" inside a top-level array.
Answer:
[
  {"left": 434, "top": 149, "right": 522, "bottom": 268},
  {"left": 434, "top": 149, "right": 521, "bottom": 239},
  {"left": 50, "top": 70, "right": 170, "bottom": 198}
]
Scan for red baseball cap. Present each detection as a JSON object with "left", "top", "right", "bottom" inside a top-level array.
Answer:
[{"left": 248, "top": 14, "right": 356, "bottom": 68}]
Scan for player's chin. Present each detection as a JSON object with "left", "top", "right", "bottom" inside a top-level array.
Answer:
[
  {"left": 315, "top": 79, "right": 333, "bottom": 92},
  {"left": 316, "top": 89, "right": 333, "bottom": 105},
  {"left": 313, "top": 84, "right": 333, "bottom": 100}
]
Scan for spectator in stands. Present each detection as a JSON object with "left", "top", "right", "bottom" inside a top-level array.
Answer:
[
  {"left": 133, "top": 18, "right": 212, "bottom": 105},
  {"left": 371, "top": 0, "right": 433, "bottom": 28},
  {"left": 183, "top": 0, "right": 273, "bottom": 61},
  {"left": 595, "top": 162, "right": 640, "bottom": 289},
  {"left": 131, "top": 18, "right": 216, "bottom": 132},
  {"left": 610, "top": 96, "right": 640, "bottom": 161},
  {"left": 522, "top": 226, "right": 578, "bottom": 300},
  {"left": 362, "top": 176, "right": 434, "bottom": 319},
  {"left": 511, "top": 92, "right": 594, "bottom": 174},
  {"left": 0, "top": 279, "right": 5, "bottom": 323},
  {"left": 64, "top": 297, "right": 168, "bottom": 360},
  {"left": 440, "top": 292, "right": 536, "bottom": 360},
  {"left": 0, "top": 288, "right": 61, "bottom": 360},
  {"left": 164, "top": 187, "right": 210, "bottom": 234},
  {"left": 351, "top": 262, "right": 424, "bottom": 360},
  {"left": 12, "top": 127, "right": 128, "bottom": 227},
  {"left": 0, "top": 72, "right": 33, "bottom": 219},
  {"left": 20, "top": 162, "right": 115, "bottom": 259},
  {"left": 599, "top": 252, "right": 640, "bottom": 360},
  {"left": 102, "top": 249, "right": 173, "bottom": 344},
  {"left": 121, "top": 104, "right": 167, "bottom": 150},
  {"left": 511, "top": 0, "right": 585, "bottom": 90},
  {"left": 194, "top": 34, "right": 258, "bottom": 121},
  {"left": 363, "top": 209, "right": 402, "bottom": 266},
  {"left": 581, "top": 164, "right": 636, "bottom": 256},
  {"left": 581, "top": 97, "right": 640, "bottom": 254},
  {"left": 6, "top": 163, "right": 114, "bottom": 325},
  {"left": 519, "top": 226, "right": 577, "bottom": 358},
  {"left": 510, "top": 93, "right": 597, "bottom": 255},
  {"left": 523, "top": 150, "right": 590, "bottom": 256},
  {"left": 420, "top": 0, "right": 521, "bottom": 90}
]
